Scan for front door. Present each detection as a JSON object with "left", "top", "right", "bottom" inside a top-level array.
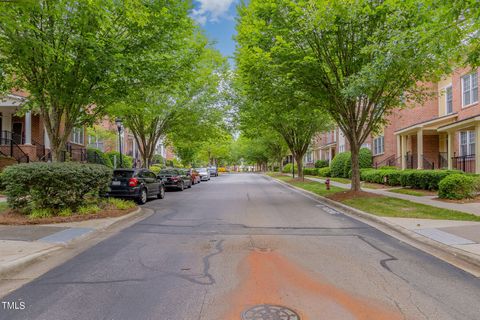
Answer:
[{"left": 12, "top": 122, "right": 23, "bottom": 144}]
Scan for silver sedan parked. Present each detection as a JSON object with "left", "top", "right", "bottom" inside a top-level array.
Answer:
[{"left": 196, "top": 167, "right": 211, "bottom": 181}]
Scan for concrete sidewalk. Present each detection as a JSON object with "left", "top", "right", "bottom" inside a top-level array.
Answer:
[
  {"left": 305, "top": 176, "right": 480, "bottom": 216},
  {"left": 0, "top": 208, "right": 142, "bottom": 279},
  {"left": 272, "top": 175, "right": 480, "bottom": 274}
]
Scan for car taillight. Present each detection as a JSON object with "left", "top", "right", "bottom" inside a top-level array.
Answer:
[{"left": 128, "top": 178, "right": 139, "bottom": 187}]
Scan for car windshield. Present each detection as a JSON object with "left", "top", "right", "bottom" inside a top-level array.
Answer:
[
  {"left": 197, "top": 168, "right": 207, "bottom": 173},
  {"left": 113, "top": 170, "right": 134, "bottom": 178}
]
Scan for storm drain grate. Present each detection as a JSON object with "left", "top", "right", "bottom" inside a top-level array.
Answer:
[{"left": 241, "top": 304, "right": 300, "bottom": 320}]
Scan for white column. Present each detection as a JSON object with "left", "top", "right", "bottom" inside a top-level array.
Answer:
[
  {"left": 476, "top": 124, "right": 480, "bottom": 174},
  {"left": 447, "top": 131, "right": 454, "bottom": 170},
  {"left": 2, "top": 112, "right": 12, "bottom": 133},
  {"left": 24, "top": 111, "right": 32, "bottom": 145},
  {"left": 396, "top": 135, "right": 401, "bottom": 162},
  {"left": 44, "top": 126, "right": 51, "bottom": 149},
  {"left": 417, "top": 129, "right": 423, "bottom": 169},
  {"left": 401, "top": 135, "right": 407, "bottom": 170}
]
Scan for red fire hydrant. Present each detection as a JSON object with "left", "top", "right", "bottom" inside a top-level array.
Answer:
[{"left": 325, "top": 178, "right": 331, "bottom": 190}]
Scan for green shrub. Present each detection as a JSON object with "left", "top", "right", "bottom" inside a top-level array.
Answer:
[
  {"left": 2, "top": 163, "right": 113, "bottom": 213},
  {"left": 282, "top": 163, "right": 296, "bottom": 173},
  {"left": 332, "top": 148, "right": 372, "bottom": 178},
  {"left": 58, "top": 208, "right": 73, "bottom": 217},
  {"left": 399, "top": 170, "right": 463, "bottom": 190},
  {"left": 360, "top": 168, "right": 464, "bottom": 190},
  {"left": 87, "top": 148, "right": 112, "bottom": 167},
  {"left": 106, "top": 151, "right": 133, "bottom": 168},
  {"left": 149, "top": 164, "right": 164, "bottom": 174},
  {"left": 29, "top": 208, "right": 53, "bottom": 219},
  {"left": 439, "top": 174, "right": 479, "bottom": 199},
  {"left": 345, "top": 148, "right": 373, "bottom": 178},
  {"left": 378, "top": 166, "right": 399, "bottom": 170},
  {"left": 77, "top": 205, "right": 101, "bottom": 215},
  {"left": 314, "top": 160, "right": 329, "bottom": 168},
  {"left": 331, "top": 152, "right": 350, "bottom": 178},
  {"left": 303, "top": 168, "right": 318, "bottom": 176},
  {"left": 107, "top": 198, "right": 136, "bottom": 210},
  {"left": 317, "top": 167, "right": 331, "bottom": 177}
]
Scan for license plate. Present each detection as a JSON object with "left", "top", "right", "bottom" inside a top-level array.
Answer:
[{"left": 112, "top": 181, "right": 121, "bottom": 186}]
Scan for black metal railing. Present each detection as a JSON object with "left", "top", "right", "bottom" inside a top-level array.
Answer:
[
  {"left": 374, "top": 154, "right": 401, "bottom": 168},
  {"left": 0, "top": 134, "right": 29, "bottom": 163},
  {"left": 452, "top": 154, "right": 476, "bottom": 173},
  {"left": 438, "top": 152, "right": 448, "bottom": 169}
]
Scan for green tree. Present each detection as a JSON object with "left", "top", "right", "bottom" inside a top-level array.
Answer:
[
  {"left": 236, "top": 0, "right": 460, "bottom": 189},
  {"left": 111, "top": 46, "right": 226, "bottom": 167},
  {"left": 0, "top": 0, "right": 193, "bottom": 161},
  {"left": 236, "top": 8, "right": 331, "bottom": 178}
]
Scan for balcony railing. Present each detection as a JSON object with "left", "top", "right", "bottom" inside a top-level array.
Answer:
[{"left": 452, "top": 154, "right": 476, "bottom": 173}]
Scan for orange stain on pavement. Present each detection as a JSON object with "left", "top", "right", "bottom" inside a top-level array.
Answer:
[{"left": 224, "top": 250, "right": 402, "bottom": 320}]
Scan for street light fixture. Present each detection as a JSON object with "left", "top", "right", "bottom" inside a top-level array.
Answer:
[{"left": 115, "top": 118, "right": 124, "bottom": 168}]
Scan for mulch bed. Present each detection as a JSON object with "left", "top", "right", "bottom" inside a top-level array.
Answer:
[
  {"left": 0, "top": 207, "right": 138, "bottom": 225},
  {"left": 327, "top": 190, "right": 382, "bottom": 202}
]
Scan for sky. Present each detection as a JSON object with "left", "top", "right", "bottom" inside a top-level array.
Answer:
[{"left": 191, "top": 0, "right": 239, "bottom": 61}]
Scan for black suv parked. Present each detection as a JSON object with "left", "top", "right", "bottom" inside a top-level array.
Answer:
[
  {"left": 106, "top": 169, "right": 165, "bottom": 204},
  {"left": 158, "top": 168, "right": 192, "bottom": 191}
]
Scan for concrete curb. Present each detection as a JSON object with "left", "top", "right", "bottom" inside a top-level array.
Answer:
[
  {"left": 0, "top": 207, "right": 145, "bottom": 279},
  {"left": 266, "top": 175, "right": 480, "bottom": 272}
]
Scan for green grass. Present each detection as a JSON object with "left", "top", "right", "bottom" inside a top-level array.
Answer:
[
  {"left": 270, "top": 174, "right": 346, "bottom": 196},
  {"left": 77, "top": 205, "right": 101, "bottom": 215},
  {"left": 107, "top": 198, "right": 136, "bottom": 210},
  {"left": 388, "top": 188, "right": 434, "bottom": 197},
  {"left": 268, "top": 172, "right": 480, "bottom": 221},
  {"left": 361, "top": 182, "right": 385, "bottom": 189},
  {"left": 29, "top": 208, "right": 53, "bottom": 219},
  {"left": 343, "top": 196, "right": 480, "bottom": 221},
  {"left": 58, "top": 208, "right": 73, "bottom": 217},
  {"left": 0, "top": 202, "right": 9, "bottom": 213}
]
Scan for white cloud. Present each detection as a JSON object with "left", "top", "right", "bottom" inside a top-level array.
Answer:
[{"left": 192, "top": 0, "right": 236, "bottom": 25}]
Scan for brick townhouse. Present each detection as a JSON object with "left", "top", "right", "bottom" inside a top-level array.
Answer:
[
  {"left": 311, "top": 66, "right": 480, "bottom": 174},
  {"left": 0, "top": 90, "right": 87, "bottom": 164}
]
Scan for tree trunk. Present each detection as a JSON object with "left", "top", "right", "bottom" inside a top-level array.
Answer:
[
  {"left": 295, "top": 154, "right": 304, "bottom": 180},
  {"left": 350, "top": 144, "right": 361, "bottom": 191},
  {"left": 279, "top": 158, "right": 284, "bottom": 173}
]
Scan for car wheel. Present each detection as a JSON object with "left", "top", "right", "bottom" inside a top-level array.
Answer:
[
  {"left": 158, "top": 185, "right": 165, "bottom": 199},
  {"left": 137, "top": 188, "right": 148, "bottom": 205},
  {"left": 188, "top": 181, "right": 192, "bottom": 188}
]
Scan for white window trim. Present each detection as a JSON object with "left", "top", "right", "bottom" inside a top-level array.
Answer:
[
  {"left": 462, "top": 73, "right": 479, "bottom": 108},
  {"left": 71, "top": 127, "right": 84, "bottom": 145},
  {"left": 459, "top": 131, "right": 476, "bottom": 156},
  {"left": 445, "top": 84, "right": 453, "bottom": 114},
  {"left": 373, "top": 136, "right": 384, "bottom": 156}
]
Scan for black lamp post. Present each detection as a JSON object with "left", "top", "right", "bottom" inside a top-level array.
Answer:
[{"left": 115, "top": 118, "right": 123, "bottom": 168}]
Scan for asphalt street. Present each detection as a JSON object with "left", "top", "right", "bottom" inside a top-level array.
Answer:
[{"left": 1, "top": 174, "right": 480, "bottom": 320}]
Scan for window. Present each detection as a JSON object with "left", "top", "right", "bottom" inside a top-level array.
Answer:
[
  {"left": 305, "top": 151, "right": 313, "bottom": 163},
  {"left": 462, "top": 73, "right": 478, "bottom": 107},
  {"left": 339, "top": 144, "right": 345, "bottom": 153},
  {"left": 373, "top": 136, "right": 384, "bottom": 155},
  {"left": 460, "top": 131, "right": 476, "bottom": 156},
  {"left": 71, "top": 127, "right": 84, "bottom": 145},
  {"left": 445, "top": 86, "right": 453, "bottom": 114}
]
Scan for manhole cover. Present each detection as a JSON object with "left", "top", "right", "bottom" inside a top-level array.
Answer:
[{"left": 241, "top": 304, "right": 300, "bottom": 320}]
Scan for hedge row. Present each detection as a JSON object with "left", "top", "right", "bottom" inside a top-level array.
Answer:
[
  {"left": 302, "top": 167, "right": 331, "bottom": 177},
  {"left": 360, "top": 168, "right": 464, "bottom": 190},
  {"left": 2, "top": 162, "right": 112, "bottom": 213},
  {"left": 87, "top": 148, "right": 133, "bottom": 168}
]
